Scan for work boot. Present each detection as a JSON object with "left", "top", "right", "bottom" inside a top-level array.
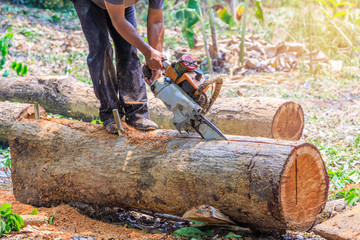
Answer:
[
  {"left": 103, "top": 118, "right": 118, "bottom": 134},
  {"left": 128, "top": 118, "right": 158, "bottom": 131}
]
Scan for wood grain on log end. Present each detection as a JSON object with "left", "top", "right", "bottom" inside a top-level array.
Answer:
[
  {"left": 0, "top": 102, "right": 47, "bottom": 146},
  {"left": 280, "top": 144, "right": 328, "bottom": 231},
  {"left": 272, "top": 102, "right": 304, "bottom": 141}
]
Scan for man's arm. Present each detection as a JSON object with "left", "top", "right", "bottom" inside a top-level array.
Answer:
[
  {"left": 147, "top": 7, "right": 165, "bottom": 82},
  {"left": 105, "top": 2, "right": 164, "bottom": 70}
]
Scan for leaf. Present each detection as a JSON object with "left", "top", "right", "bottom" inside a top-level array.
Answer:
[
  {"left": 225, "top": 232, "right": 243, "bottom": 238},
  {"left": 0, "top": 204, "right": 11, "bottom": 212},
  {"left": 315, "top": 0, "right": 333, "bottom": 9},
  {"left": 9, "top": 215, "right": 21, "bottom": 232},
  {"left": 236, "top": 3, "right": 245, "bottom": 21},
  {"left": 2, "top": 70, "right": 10, "bottom": 77},
  {"left": 254, "top": 0, "right": 265, "bottom": 25},
  {"left": 174, "top": 227, "right": 210, "bottom": 238},
  {"left": 333, "top": 11, "right": 348, "bottom": 18},
  {"left": 0, "top": 219, "right": 6, "bottom": 237},
  {"left": 346, "top": 195, "right": 359, "bottom": 206},
  {"left": 16, "top": 62, "right": 22, "bottom": 76},
  {"left": 216, "top": 7, "right": 236, "bottom": 28},
  {"left": 30, "top": 208, "right": 38, "bottom": 215},
  {"left": 48, "top": 216, "right": 54, "bottom": 225},
  {"left": 335, "top": 2, "right": 354, "bottom": 7},
  {"left": 11, "top": 61, "right": 17, "bottom": 70},
  {"left": 1, "top": 45, "right": 8, "bottom": 58},
  {"left": 21, "top": 64, "right": 28, "bottom": 76}
]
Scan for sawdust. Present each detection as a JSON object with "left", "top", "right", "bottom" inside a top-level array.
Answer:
[
  {"left": 0, "top": 188, "right": 170, "bottom": 239},
  {"left": 43, "top": 118, "right": 173, "bottom": 151}
]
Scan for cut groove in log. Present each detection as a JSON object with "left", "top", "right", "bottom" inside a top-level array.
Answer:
[
  {"left": 9, "top": 119, "right": 328, "bottom": 233},
  {"left": 0, "top": 102, "right": 47, "bottom": 146},
  {"left": 149, "top": 96, "right": 304, "bottom": 141},
  {"left": 0, "top": 76, "right": 304, "bottom": 140}
]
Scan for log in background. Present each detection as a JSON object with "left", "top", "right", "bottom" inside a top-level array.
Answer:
[
  {"left": 0, "top": 76, "right": 304, "bottom": 140},
  {"left": 10, "top": 119, "right": 328, "bottom": 233}
]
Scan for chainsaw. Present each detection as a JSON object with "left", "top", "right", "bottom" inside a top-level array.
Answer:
[{"left": 143, "top": 55, "right": 227, "bottom": 140}]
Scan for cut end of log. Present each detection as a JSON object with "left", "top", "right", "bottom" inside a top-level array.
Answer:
[
  {"left": 17, "top": 105, "right": 47, "bottom": 121},
  {"left": 280, "top": 144, "right": 328, "bottom": 231},
  {"left": 271, "top": 102, "right": 304, "bottom": 141}
]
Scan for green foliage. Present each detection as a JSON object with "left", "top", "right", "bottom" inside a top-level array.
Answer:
[
  {"left": 173, "top": 227, "right": 211, "bottom": 239},
  {"left": 0, "top": 29, "right": 13, "bottom": 70},
  {"left": 11, "top": 61, "right": 28, "bottom": 76},
  {"left": 254, "top": 0, "right": 265, "bottom": 25},
  {"left": 18, "top": 0, "right": 73, "bottom": 10},
  {"left": 216, "top": 7, "right": 236, "bottom": 28},
  {"left": 171, "top": 0, "right": 200, "bottom": 48},
  {"left": 225, "top": 232, "right": 243, "bottom": 238},
  {"left": 48, "top": 216, "right": 54, "bottom": 225},
  {"left": 0, "top": 147, "right": 11, "bottom": 175},
  {"left": 0, "top": 204, "right": 24, "bottom": 237},
  {"left": 30, "top": 208, "right": 38, "bottom": 215},
  {"left": 332, "top": 188, "right": 360, "bottom": 206}
]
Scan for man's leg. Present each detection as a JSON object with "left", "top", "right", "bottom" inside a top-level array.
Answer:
[
  {"left": 106, "top": 6, "right": 157, "bottom": 130},
  {"left": 72, "top": 0, "right": 123, "bottom": 126}
]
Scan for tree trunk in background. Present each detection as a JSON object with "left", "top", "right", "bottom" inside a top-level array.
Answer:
[
  {"left": 10, "top": 118, "right": 328, "bottom": 233},
  {"left": 149, "top": 97, "right": 304, "bottom": 140},
  {"left": 0, "top": 76, "right": 99, "bottom": 122},
  {"left": 0, "top": 76, "right": 304, "bottom": 140},
  {"left": 0, "top": 102, "right": 47, "bottom": 146}
]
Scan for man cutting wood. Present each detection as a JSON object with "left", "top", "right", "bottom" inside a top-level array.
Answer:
[{"left": 71, "top": 0, "right": 165, "bottom": 133}]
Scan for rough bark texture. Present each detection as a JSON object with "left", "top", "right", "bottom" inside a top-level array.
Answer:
[
  {"left": 0, "top": 76, "right": 99, "bottom": 121},
  {"left": 149, "top": 97, "right": 304, "bottom": 141},
  {"left": 10, "top": 119, "right": 328, "bottom": 233},
  {"left": 0, "top": 102, "right": 46, "bottom": 146},
  {"left": 0, "top": 76, "right": 304, "bottom": 140}
]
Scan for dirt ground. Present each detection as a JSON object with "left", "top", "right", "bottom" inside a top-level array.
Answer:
[{"left": 0, "top": 187, "right": 173, "bottom": 239}]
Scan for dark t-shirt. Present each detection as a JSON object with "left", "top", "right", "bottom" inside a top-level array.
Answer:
[{"left": 92, "top": 0, "right": 164, "bottom": 9}]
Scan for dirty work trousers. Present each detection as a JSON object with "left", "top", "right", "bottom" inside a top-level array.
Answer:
[{"left": 72, "top": 0, "right": 149, "bottom": 123}]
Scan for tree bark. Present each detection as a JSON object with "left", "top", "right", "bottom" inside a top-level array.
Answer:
[
  {"left": 0, "top": 102, "right": 46, "bottom": 146},
  {"left": 0, "top": 76, "right": 304, "bottom": 140},
  {"left": 149, "top": 97, "right": 304, "bottom": 140},
  {"left": 10, "top": 119, "right": 328, "bottom": 233},
  {"left": 0, "top": 76, "right": 99, "bottom": 122}
]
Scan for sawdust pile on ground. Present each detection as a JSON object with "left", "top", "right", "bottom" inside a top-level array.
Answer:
[{"left": 0, "top": 188, "right": 171, "bottom": 239}]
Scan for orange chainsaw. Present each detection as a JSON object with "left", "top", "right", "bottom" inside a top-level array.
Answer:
[{"left": 143, "top": 55, "right": 227, "bottom": 140}]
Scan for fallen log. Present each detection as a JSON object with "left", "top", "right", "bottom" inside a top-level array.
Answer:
[
  {"left": 0, "top": 76, "right": 99, "bottom": 121},
  {"left": 149, "top": 97, "right": 304, "bottom": 140},
  {"left": 0, "top": 102, "right": 47, "bottom": 146},
  {"left": 0, "top": 76, "right": 304, "bottom": 140},
  {"left": 10, "top": 118, "right": 328, "bottom": 233}
]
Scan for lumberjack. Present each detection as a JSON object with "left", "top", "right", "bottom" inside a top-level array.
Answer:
[{"left": 71, "top": 0, "right": 165, "bottom": 133}]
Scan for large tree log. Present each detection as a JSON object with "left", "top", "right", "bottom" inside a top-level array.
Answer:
[
  {"left": 0, "top": 76, "right": 99, "bottom": 121},
  {"left": 149, "top": 97, "right": 304, "bottom": 141},
  {"left": 9, "top": 119, "right": 328, "bottom": 233},
  {"left": 0, "top": 76, "right": 304, "bottom": 140},
  {"left": 0, "top": 102, "right": 47, "bottom": 146}
]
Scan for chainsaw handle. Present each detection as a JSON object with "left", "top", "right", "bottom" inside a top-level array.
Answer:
[
  {"left": 196, "top": 75, "right": 223, "bottom": 113},
  {"left": 142, "top": 60, "right": 171, "bottom": 85}
]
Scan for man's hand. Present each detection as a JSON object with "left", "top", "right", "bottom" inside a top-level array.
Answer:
[
  {"left": 145, "top": 48, "right": 164, "bottom": 71},
  {"left": 144, "top": 69, "right": 162, "bottom": 85}
]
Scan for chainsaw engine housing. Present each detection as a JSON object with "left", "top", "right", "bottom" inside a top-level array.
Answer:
[{"left": 166, "top": 55, "right": 210, "bottom": 109}]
